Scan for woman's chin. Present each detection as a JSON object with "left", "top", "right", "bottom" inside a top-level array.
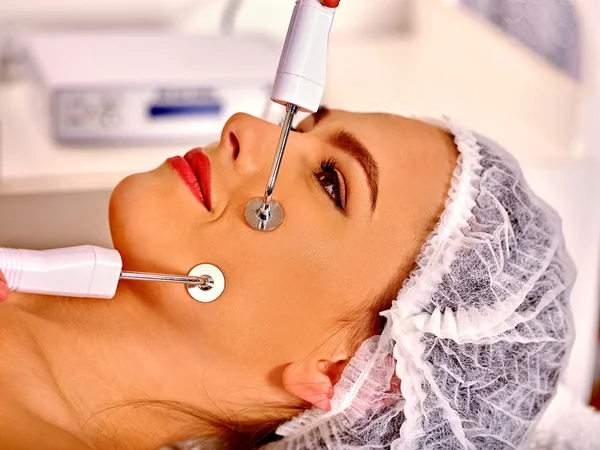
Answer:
[{"left": 108, "top": 169, "right": 172, "bottom": 265}]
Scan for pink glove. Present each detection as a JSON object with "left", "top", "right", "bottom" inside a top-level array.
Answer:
[
  {"left": 321, "top": 0, "right": 340, "bottom": 7},
  {"left": 0, "top": 271, "right": 8, "bottom": 302}
]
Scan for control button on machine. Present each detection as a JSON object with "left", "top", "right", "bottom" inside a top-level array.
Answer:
[{"left": 101, "top": 110, "right": 120, "bottom": 127}]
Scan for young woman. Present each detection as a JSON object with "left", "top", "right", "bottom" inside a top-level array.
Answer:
[{"left": 0, "top": 108, "right": 574, "bottom": 450}]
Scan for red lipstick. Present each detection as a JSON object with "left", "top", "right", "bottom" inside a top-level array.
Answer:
[{"left": 168, "top": 149, "right": 212, "bottom": 210}]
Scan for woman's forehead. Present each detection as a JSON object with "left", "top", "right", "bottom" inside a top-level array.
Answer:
[
  {"left": 307, "top": 109, "right": 441, "bottom": 146},
  {"left": 310, "top": 110, "right": 453, "bottom": 168},
  {"left": 310, "top": 109, "right": 457, "bottom": 225},
  {"left": 306, "top": 108, "right": 408, "bottom": 129}
]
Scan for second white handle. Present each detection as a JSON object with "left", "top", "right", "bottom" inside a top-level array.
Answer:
[{"left": 0, "top": 246, "right": 122, "bottom": 299}]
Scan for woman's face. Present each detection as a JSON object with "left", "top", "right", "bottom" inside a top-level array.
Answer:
[{"left": 109, "top": 109, "right": 457, "bottom": 406}]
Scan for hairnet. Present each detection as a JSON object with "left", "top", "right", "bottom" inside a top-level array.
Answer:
[
  {"left": 166, "top": 117, "right": 576, "bottom": 450},
  {"left": 270, "top": 117, "right": 576, "bottom": 449}
]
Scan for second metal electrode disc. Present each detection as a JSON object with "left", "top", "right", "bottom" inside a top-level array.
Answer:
[{"left": 187, "top": 264, "right": 225, "bottom": 303}]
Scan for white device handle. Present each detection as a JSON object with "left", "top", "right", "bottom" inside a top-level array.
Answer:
[
  {"left": 271, "top": 0, "right": 336, "bottom": 113},
  {"left": 0, "top": 245, "right": 123, "bottom": 299}
]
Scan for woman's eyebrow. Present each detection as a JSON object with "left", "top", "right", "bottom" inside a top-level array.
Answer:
[{"left": 329, "top": 129, "right": 379, "bottom": 212}]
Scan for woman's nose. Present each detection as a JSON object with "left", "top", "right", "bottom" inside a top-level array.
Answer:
[{"left": 219, "top": 113, "right": 282, "bottom": 175}]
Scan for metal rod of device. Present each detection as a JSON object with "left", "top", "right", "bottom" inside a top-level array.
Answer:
[
  {"left": 260, "top": 103, "right": 299, "bottom": 212},
  {"left": 120, "top": 271, "right": 214, "bottom": 290}
]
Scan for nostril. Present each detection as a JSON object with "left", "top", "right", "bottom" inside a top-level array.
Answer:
[{"left": 229, "top": 133, "right": 240, "bottom": 160}]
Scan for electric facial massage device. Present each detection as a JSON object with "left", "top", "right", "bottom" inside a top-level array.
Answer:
[{"left": 0, "top": 0, "right": 336, "bottom": 302}]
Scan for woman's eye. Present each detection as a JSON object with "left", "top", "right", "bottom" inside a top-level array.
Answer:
[{"left": 314, "top": 159, "right": 347, "bottom": 211}]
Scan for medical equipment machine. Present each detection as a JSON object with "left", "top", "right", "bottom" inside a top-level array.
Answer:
[
  {"left": 0, "top": 246, "right": 225, "bottom": 302},
  {"left": 245, "top": 0, "right": 336, "bottom": 231},
  {"left": 24, "top": 31, "right": 280, "bottom": 145}
]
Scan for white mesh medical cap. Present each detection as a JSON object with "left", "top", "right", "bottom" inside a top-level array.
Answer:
[{"left": 168, "top": 118, "right": 576, "bottom": 450}]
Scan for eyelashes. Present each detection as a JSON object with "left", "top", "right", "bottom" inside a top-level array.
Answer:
[
  {"left": 286, "top": 123, "right": 346, "bottom": 212},
  {"left": 313, "top": 158, "right": 347, "bottom": 212}
]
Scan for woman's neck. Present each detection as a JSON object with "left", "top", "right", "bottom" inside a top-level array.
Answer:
[{"left": 9, "top": 285, "right": 233, "bottom": 449}]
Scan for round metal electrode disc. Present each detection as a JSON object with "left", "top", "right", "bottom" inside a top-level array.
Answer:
[
  {"left": 244, "top": 198, "right": 284, "bottom": 231},
  {"left": 187, "top": 264, "right": 225, "bottom": 303}
]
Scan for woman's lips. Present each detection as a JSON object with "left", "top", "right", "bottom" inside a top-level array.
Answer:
[{"left": 168, "top": 149, "right": 212, "bottom": 211}]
